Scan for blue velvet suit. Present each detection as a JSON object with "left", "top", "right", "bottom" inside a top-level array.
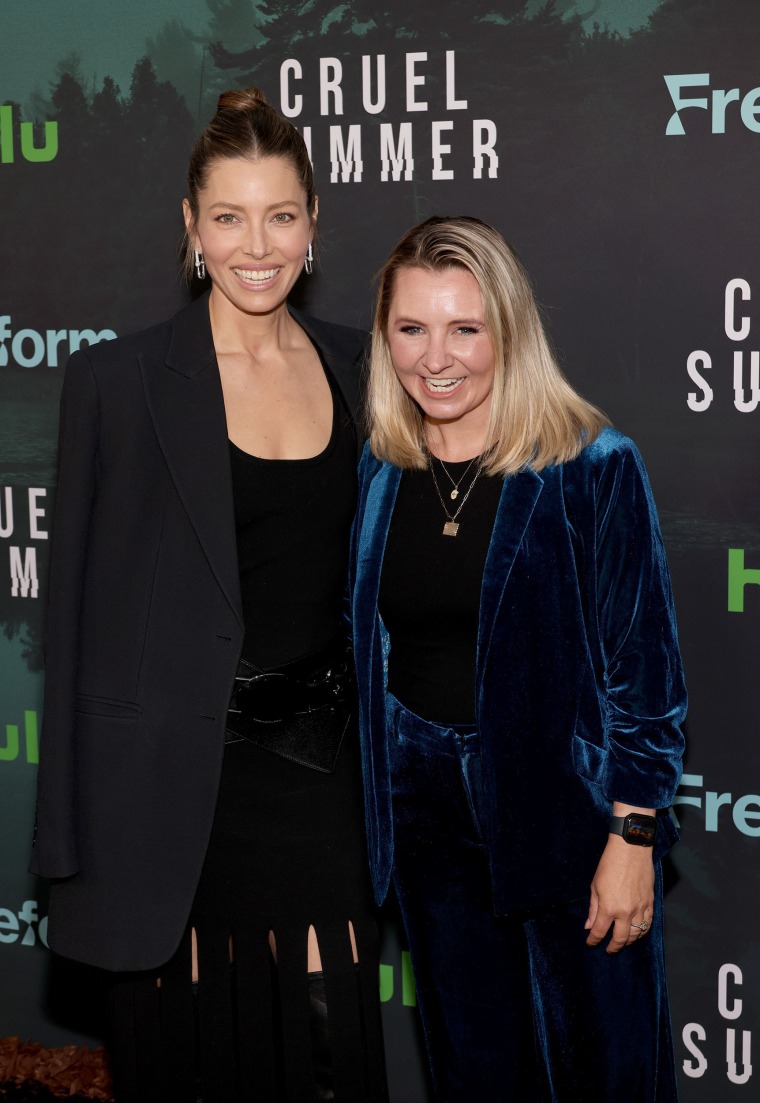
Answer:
[{"left": 349, "top": 427, "right": 687, "bottom": 1100}]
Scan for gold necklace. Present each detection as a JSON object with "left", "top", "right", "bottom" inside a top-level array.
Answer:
[
  {"left": 429, "top": 457, "right": 482, "bottom": 537},
  {"left": 436, "top": 455, "right": 478, "bottom": 500}
]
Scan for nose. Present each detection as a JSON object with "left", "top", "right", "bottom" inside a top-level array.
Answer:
[
  {"left": 421, "top": 333, "right": 453, "bottom": 374},
  {"left": 244, "top": 222, "right": 272, "bottom": 259}
]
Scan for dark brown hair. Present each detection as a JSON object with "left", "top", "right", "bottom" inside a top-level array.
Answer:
[{"left": 184, "top": 88, "right": 315, "bottom": 279}]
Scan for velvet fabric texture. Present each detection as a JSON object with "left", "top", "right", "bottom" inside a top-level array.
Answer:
[
  {"left": 387, "top": 694, "right": 677, "bottom": 1101},
  {"left": 349, "top": 428, "right": 687, "bottom": 916}
]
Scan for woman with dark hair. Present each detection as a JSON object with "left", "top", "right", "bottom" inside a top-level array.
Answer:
[
  {"left": 350, "top": 215, "right": 686, "bottom": 1101},
  {"left": 31, "top": 89, "right": 388, "bottom": 1103}
]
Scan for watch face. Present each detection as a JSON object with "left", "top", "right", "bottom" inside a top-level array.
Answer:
[{"left": 624, "top": 814, "right": 657, "bottom": 846}]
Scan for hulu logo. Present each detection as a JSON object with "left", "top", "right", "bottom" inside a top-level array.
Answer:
[
  {"left": 1, "top": 711, "right": 38, "bottom": 764},
  {"left": 379, "top": 950, "right": 417, "bottom": 1006},
  {"left": 0, "top": 105, "right": 58, "bottom": 165},
  {"left": 728, "top": 549, "right": 760, "bottom": 613}
]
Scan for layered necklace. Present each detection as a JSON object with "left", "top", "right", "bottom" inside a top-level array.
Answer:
[{"left": 428, "top": 452, "right": 482, "bottom": 537}]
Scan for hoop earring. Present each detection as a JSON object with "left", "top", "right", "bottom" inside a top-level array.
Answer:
[
  {"left": 304, "top": 242, "right": 313, "bottom": 275},
  {"left": 194, "top": 249, "right": 206, "bottom": 280}
]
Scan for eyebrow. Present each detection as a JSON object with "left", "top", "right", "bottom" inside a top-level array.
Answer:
[
  {"left": 208, "top": 199, "right": 301, "bottom": 212},
  {"left": 393, "top": 316, "right": 484, "bottom": 326}
]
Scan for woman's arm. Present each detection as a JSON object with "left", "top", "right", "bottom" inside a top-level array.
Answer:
[
  {"left": 30, "top": 350, "right": 100, "bottom": 878},
  {"left": 583, "top": 436, "right": 686, "bottom": 951}
]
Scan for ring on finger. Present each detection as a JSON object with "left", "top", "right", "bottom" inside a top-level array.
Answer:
[{"left": 631, "top": 921, "right": 649, "bottom": 933}]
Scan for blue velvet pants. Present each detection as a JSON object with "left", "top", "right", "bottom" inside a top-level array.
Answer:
[{"left": 387, "top": 695, "right": 678, "bottom": 1102}]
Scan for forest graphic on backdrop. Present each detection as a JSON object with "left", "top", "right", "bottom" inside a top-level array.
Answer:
[{"left": 0, "top": 0, "right": 757, "bottom": 668}]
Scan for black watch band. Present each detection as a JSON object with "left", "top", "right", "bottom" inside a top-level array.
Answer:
[{"left": 609, "top": 813, "right": 656, "bottom": 847}]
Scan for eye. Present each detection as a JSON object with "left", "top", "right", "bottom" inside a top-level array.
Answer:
[
  {"left": 398, "top": 325, "right": 423, "bottom": 335},
  {"left": 455, "top": 325, "right": 482, "bottom": 335},
  {"left": 271, "top": 211, "right": 295, "bottom": 224},
  {"left": 214, "top": 212, "right": 239, "bottom": 224}
]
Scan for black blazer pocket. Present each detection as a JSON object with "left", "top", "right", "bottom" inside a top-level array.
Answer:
[{"left": 75, "top": 695, "right": 143, "bottom": 720}]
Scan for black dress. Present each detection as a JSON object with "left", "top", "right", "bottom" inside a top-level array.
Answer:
[{"left": 108, "top": 368, "right": 388, "bottom": 1103}]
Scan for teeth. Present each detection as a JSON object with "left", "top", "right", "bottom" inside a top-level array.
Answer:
[
  {"left": 234, "top": 268, "right": 279, "bottom": 282},
  {"left": 425, "top": 378, "right": 464, "bottom": 391}
]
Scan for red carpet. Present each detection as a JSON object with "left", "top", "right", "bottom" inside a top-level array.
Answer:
[{"left": 0, "top": 1038, "right": 112, "bottom": 1101}]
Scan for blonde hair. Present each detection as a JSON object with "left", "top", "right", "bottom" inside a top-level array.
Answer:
[{"left": 368, "top": 216, "right": 609, "bottom": 474}]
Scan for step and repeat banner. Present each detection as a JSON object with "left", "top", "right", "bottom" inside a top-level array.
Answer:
[{"left": 1, "top": 0, "right": 758, "bottom": 1098}]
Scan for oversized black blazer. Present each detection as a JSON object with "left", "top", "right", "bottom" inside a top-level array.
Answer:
[{"left": 30, "top": 291, "right": 367, "bottom": 971}]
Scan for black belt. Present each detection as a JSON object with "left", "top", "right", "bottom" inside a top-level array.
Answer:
[
  {"left": 228, "top": 637, "right": 354, "bottom": 724},
  {"left": 224, "top": 638, "right": 354, "bottom": 772}
]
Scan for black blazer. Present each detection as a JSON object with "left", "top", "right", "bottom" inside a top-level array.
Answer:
[{"left": 30, "top": 292, "right": 367, "bottom": 971}]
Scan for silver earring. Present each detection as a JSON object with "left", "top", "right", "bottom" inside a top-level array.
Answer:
[
  {"left": 304, "top": 242, "right": 313, "bottom": 275},
  {"left": 194, "top": 249, "right": 205, "bottom": 280}
]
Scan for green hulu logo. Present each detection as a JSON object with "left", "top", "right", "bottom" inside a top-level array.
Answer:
[
  {"left": 379, "top": 950, "right": 417, "bottom": 1006},
  {"left": 0, "top": 105, "right": 58, "bottom": 164},
  {"left": 0, "top": 711, "right": 39, "bottom": 764},
  {"left": 728, "top": 549, "right": 760, "bottom": 613}
]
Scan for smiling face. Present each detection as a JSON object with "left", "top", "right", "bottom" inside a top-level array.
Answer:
[
  {"left": 386, "top": 265, "right": 496, "bottom": 447},
  {"left": 183, "top": 154, "right": 316, "bottom": 317}
]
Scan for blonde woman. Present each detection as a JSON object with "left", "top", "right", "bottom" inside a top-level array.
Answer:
[{"left": 350, "top": 216, "right": 685, "bottom": 1100}]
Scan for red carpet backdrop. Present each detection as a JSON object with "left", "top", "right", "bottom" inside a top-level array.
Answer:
[{"left": 1, "top": 1, "right": 758, "bottom": 1098}]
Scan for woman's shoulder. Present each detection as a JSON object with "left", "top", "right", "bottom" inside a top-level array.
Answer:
[{"left": 572, "top": 426, "right": 644, "bottom": 473}]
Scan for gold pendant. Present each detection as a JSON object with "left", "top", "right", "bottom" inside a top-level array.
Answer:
[
  {"left": 443, "top": 521, "right": 459, "bottom": 536},
  {"left": 450, "top": 489, "right": 459, "bottom": 500}
]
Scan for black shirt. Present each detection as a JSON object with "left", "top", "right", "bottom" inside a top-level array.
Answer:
[{"left": 379, "top": 457, "right": 502, "bottom": 724}]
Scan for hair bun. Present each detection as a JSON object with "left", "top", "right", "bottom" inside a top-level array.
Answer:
[{"left": 217, "top": 87, "right": 268, "bottom": 113}]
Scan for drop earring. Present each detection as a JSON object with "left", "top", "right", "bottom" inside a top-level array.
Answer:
[
  {"left": 194, "top": 249, "right": 205, "bottom": 280},
  {"left": 304, "top": 242, "right": 313, "bottom": 275}
]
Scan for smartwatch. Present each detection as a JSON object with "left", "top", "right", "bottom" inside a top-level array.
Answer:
[{"left": 609, "top": 812, "right": 656, "bottom": 847}]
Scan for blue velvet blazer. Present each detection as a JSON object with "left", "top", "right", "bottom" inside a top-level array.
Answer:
[{"left": 349, "top": 427, "right": 687, "bottom": 916}]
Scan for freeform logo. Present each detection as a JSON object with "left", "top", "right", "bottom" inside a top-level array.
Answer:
[
  {"left": 682, "top": 964, "right": 753, "bottom": 1084},
  {"left": 279, "top": 51, "right": 498, "bottom": 182},
  {"left": 687, "top": 279, "right": 759, "bottom": 413},
  {"left": 0, "top": 315, "right": 116, "bottom": 369},
  {"left": 665, "top": 74, "right": 760, "bottom": 136},
  {"left": 674, "top": 774, "right": 760, "bottom": 837},
  {"left": 1, "top": 487, "right": 48, "bottom": 600},
  {"left": 1, "top": 710, "right": 39, "bottom": 765},
  {"left": 0, "top": 105, "right": 58, "bottom": 165},
  {"left": 0, "top": 900, "right": 48, "bottom": 948}
]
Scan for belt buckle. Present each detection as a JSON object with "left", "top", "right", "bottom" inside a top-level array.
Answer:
[{"left": 232, "top": 671, "right": 306, "bottom": 724}]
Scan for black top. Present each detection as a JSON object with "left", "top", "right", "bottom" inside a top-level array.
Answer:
[
  {"left": 230, "top": 369, "right": 357, "bottom": 670},
  {"left": 379, "top": 457, "right": 502, "bottom": 724}
]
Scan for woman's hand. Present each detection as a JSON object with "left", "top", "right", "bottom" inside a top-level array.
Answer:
[{"left": 584, "top": 803, "right": 656, "bottom": 953}]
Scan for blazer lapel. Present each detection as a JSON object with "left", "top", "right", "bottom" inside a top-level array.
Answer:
[
  {"left": 477, "top": 467, "right": 544, "bottom": 683},
  {"left": 140, "top": 293, "right": 243, "bottom": 627},
  {"left": 290, "top": 308, "right": 364, "bottom": 428},
  {"left": 353, "top": 461, "right": 402, "bottom": 670}
]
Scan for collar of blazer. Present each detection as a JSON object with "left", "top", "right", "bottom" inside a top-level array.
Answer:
[
  {"left": 163, "top": 289, "right": 366, "bottom": 425},
  {"left": 140, "top": 291, "right": 367, "bottom": 627}
]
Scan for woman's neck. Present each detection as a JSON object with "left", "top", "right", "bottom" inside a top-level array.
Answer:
[
  {"left": 424, "top": 420, "right": 488, "bottom": 463},
  {"left": 208, "top": 286, "right": 296, "bottom": 358}
]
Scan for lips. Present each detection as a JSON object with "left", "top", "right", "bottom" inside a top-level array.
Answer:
[
  {"left": 423, "top": 377, "right": 465, "bottom": 394},
  {"left": 233, "top": 267, "right": 280, "bottom": 283}
]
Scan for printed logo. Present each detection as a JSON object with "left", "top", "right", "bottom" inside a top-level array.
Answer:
[
  {"left": 665, "top": 74, "right": 760, "bottom": 136},
  {"left": 1, "top": 488, "right": 48, "bottom": 601},
  {"left": 0, "top": 316, "right": 116, "bottom": 369},
  {"left": 674, "top": 774, "right": 760, "bottom": 837},
  {"left": 279, "top": 51, "right": 498, "bottom": 182},
  {"left": 0, "top": 710, "right": 38, "bottom": 765},
  {"left": 728, "top": 549, "right": 760, "bottom": 613},
  {"left": 0, "top": 105, "right": 58, "bottom": 165},
  {"left": 686, "top": 280, "right": 759, "bottom": 413},
  {"left": 681, "top": 964, "right": 753, "bottom": 1084},
  {"left": 379, "top": 949, "right": 417, "bottom": 1006},
  {"left": 0, "top": 900, "right": 48, "bottom": 947}
]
